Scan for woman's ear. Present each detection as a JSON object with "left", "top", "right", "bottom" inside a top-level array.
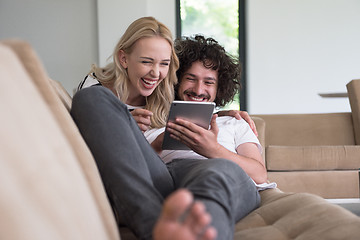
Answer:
[{"left": 118, "top": 50, "right": 128, "bottom": 69}]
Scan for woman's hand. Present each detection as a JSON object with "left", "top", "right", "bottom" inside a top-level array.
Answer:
[
  {"left": 217, "top": 110, "right": 258, "bottom": 136},
  {"left": 131, "top": 109, "right": 153, "bottom": 132},
  {"left": 151, "top": 132, "right": 165, "bottom": 154}
]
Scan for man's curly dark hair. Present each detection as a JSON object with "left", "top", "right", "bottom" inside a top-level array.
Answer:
[{"left": 174, "top": 35, "right": 241, "bottom": 107}]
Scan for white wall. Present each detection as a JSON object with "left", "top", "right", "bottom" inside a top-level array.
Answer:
[
  {"left": 97, "top": 0, "right": 176, "bottom": 67},
  {"left": 1, "top": 0, "right": 359, "bottom": 115},
  {"left": 0, "top": 0, "right": 98, "bottom": 96},
  {"left": 247, "top": 0, "right": 360, "bottom": 114},
  {"left": 0, "top": 0, "right": 175, "bottom": 96}
]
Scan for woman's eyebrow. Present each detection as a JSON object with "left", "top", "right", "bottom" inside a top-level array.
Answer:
[
  {"left": 140, "top": 56, "right": 171, "bottom": 62},
  {"left": 140, "top": 56, "right": 153, "bottom": 61}
]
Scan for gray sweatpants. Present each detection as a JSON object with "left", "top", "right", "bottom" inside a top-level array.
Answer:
[{"left": 71, "top": 86, "right": 260, "bottom": 240}]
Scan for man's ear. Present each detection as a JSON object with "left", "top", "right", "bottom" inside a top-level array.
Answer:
[{"left": 118, "top": 50, "right": 128, "bottom": 69}]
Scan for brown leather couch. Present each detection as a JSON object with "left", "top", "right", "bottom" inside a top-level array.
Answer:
[
  {"left": 252, "top": 80, "right": 360, "bottom": 199},
  {"left": 1, "top": 39, "right": 360, "bottom": 240}
]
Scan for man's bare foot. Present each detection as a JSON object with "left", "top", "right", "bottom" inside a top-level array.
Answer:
[{"left": 153, "top": 189, "right": 217, "bottom": 240}]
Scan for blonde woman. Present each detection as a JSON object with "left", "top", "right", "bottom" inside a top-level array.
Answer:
[{"left": 78, "top": 16, "right": 179, "bottom": 130}]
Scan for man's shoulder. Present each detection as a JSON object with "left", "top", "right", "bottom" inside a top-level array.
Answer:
[{"left": 217, "top": 116, "right": 246, "bottom": 125}]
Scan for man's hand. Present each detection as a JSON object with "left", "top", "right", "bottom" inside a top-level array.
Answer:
[
  {"left": 166, "top": 114, "right": 267, "bottom": 183},
  {"left": 217, "top": 110, "right": 258, "bottom": 137},
  {"left": 131, "top": 109, "right": 153, "bottom": 132},
  {"left": 166, "top": 115, "right": 221, "bottom": 158}
]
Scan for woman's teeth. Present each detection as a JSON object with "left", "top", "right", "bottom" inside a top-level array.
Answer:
[{"left": 142, "top": 78, "right": 157, "bottom": 87}]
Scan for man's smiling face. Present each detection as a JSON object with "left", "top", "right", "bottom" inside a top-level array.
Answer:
[{"left": 177, "top": 61, "right": 218, "bottom": 102}]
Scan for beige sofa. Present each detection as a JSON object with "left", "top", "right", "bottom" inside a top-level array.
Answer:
[
  {"left": 1, "top": 39, "right": 360, "bottom": 240},
  {"left": 252, "top": 80, "right": 360, "bottom": 199}
]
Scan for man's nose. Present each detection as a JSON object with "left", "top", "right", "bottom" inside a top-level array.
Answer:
[{"left": 193, "top": 82, "right": 205, "bottom": 95}]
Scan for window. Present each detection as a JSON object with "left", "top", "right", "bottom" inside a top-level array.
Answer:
[{"left": 177, "top": 0, "right": 247, "bottom": 110}]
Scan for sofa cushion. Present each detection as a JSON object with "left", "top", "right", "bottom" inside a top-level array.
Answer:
[
  {"left": 1, "top": 39, "right": 120, "bottom": 240},
  {"left": 234, "top": 188, "right": 360, "bottom": 239},
  {"left": 268, "top": 171, "right": 360, "bottom": 198},
  {"left": 49, "top": 78, "right": 72, "bottom": 112},
  {"left": 251, "top": 116, "right": 266, "bottom": 161},
  {"left": 266, "top": 145, "right": 360, "bottom": 170},
  {"left": 253, "top": 113, "right": 356, "bottom": 146},
  {"left": 0, "top": 42, "right": 119, "bottom": 239}
]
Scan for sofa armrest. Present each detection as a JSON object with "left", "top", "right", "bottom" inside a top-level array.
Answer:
[
  {"left": 251, "top": 116, "right": 265, "bottom": 162},
  {"left": 347, "top": 79, "right": 360, "bottom": 145}
]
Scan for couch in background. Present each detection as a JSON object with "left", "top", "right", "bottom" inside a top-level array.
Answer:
[
  {"left": 1, "top": 39, "right": 360, "bottom": 240},
  {"left": 252, "top": 80, "right": 360, "bottom": 199}
]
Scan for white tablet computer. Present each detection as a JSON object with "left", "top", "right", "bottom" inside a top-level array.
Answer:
[{"left": 162, "top": 101, "right": 216, "bottom": 150}]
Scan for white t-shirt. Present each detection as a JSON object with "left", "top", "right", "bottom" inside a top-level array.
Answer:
[
  {"left": 145, "top": 116, "right": 277, "bottom": 190},
  {"left": 145, "top": 116, "right": 262, "bottom": 164}
]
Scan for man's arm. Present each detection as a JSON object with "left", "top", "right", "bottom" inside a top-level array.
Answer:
[
  {"left": 217, "top": 110, "right": 258, "bottom": 136},
  {"left": 215, "top": 142, "right": 268, "bottom": 184}
]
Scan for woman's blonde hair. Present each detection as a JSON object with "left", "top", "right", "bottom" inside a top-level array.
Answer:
[{"left": 90, "top": 16, "right": 179, "bottom": 128}]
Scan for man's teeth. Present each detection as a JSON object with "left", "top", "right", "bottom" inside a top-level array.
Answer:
[
  {"left": 189, "top": 96, "right": 204, "bottom": 101},
  {"left": 142, "top": 78, "right": 157, "bottom": 85}
]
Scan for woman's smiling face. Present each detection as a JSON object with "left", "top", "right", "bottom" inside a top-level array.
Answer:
[{"left": 119, "top": 36, "right": 172, "bottom": 106}]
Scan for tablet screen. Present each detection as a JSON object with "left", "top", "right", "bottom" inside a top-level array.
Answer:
[{"left": 162, "top": 101, "right": 215, "bottom": 150}]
